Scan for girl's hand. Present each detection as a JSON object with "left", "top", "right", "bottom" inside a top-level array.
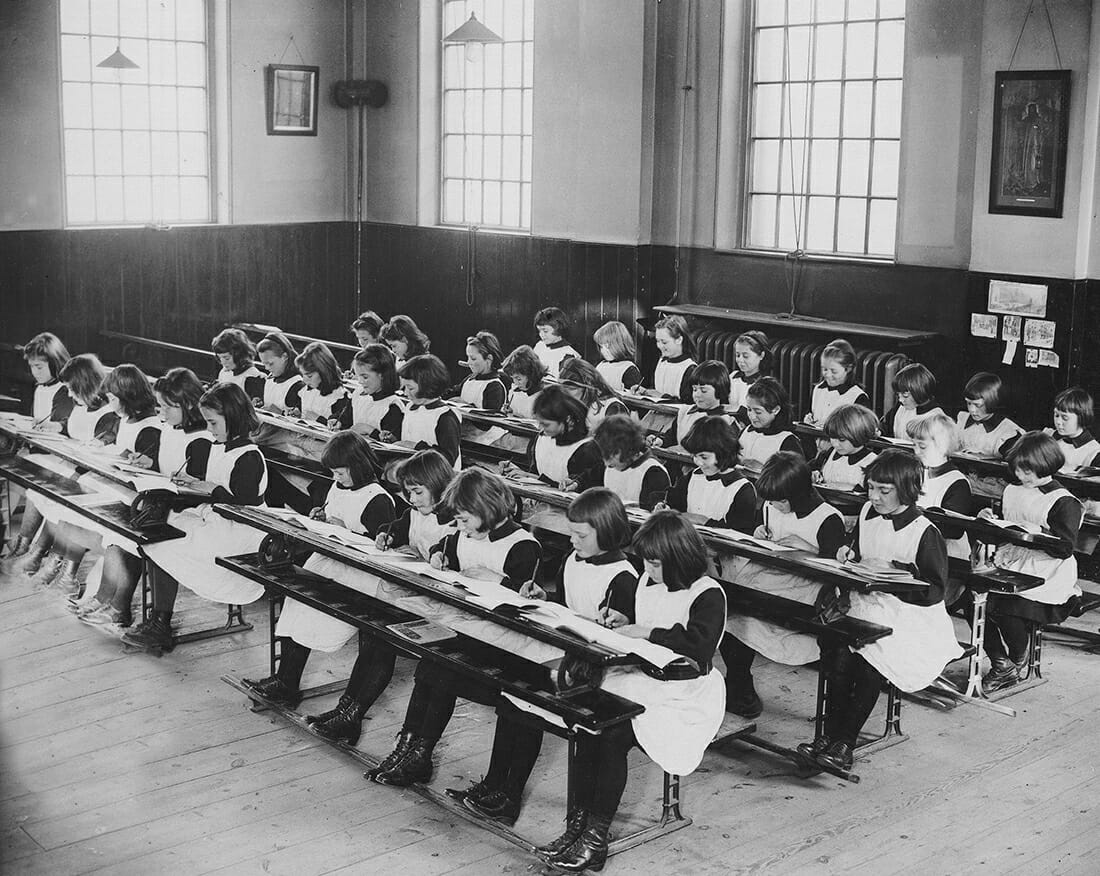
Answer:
[
  {"left": 376, "top": 532, "right": 393, "bottom": 550},
  {"left": 837, "top": 545, "right": 856, "bottom": 563},
  {"left": 37, "top": 421, "right": 63, "bottom": 434},
  {"left": 327, "top": 516, "right": 346, "bottom": 530},
  {"left": 130, "top": 454, "right": 155, "bottom": 470},
  {"left": 309, "top": 507, "right": 326, "bottom": 520},
  {"left": 284, "top": 407, "right": 301, "bottom": 418},
  {"left": 652, "top": 501, "right": 670, "bottom": 512},
  {"left": 377, "top": 430, "right": 397, "bottom": 444},
  {"left": 812, "top": 470, "right": 824, "bottom": 484},
  {"left": 977, "top": 508, "right": 996, "bottom": 521},
  {"left": 518, "top": 580, "right": 547, "bottom": 600},
  {"left": 251, "top": 397, "right": 264, "bottom": 408},
  {"left": 429, "top": 551, "right": 448, "bottom": 570},
  {"left": 615, "top": 623, "right": 652, "bottom": 639},
  {"left": 753, "top": 525, "right": 772, "bottom": 540},
  {"left": 645, "top": 433, "right": 660, "bottom": 447},
  {"left": 803, "top": 413, "right": 816, "bottom": 425},
  {"left": 559, "top": 478, "right": 579, "bottom": 493},
  {"left": 173, "top": 472, "right": 198, "bottom": 485},
  {"left": 326, "top": 418, "right": 340, "bottom": 431},
  {"left": 598, "top": 607, "right": 630, "bottom": 629}
]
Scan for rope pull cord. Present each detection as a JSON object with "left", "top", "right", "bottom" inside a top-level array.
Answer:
[
  {"left": 277, "top": 35, "right": 307, "bottom": 66},
  {"left": 779, "top": 9, "right": 813, "bottom": 318},
  {"left": 1008, "top": 0, "right": 1064, "bottom": 71},
  {"left": 465, "top": 225, "right": 478, "bottom": 307}
]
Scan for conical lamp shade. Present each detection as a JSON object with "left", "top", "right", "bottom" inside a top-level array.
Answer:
[
  {"left": 443, "top": 12, "right": 502, "bottom": 44},
  {"left": 97, "top": 45, "right": 139, "bottom": 69}
]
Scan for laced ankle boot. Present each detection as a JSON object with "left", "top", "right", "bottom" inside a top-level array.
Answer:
[
  {"left": 365, "top": 730, "right": 416, "bottom": 781},
  {"left": 29, "top": 554, "right": 64, "bottom": 588},
  {"left": 15, "top": 539, "right": 50, "bottom": 575},
  {"left": 536, "top": 807, "right": 589, "bottom": 857},
  {"left": 2, "top": 535, "right": 31, "bottom": 563},
  {"left": 52, "top": 559, "right": 83, "bottom": 596},
  {"left": 549, "top": 812, "right": 612, "bottom": 872},
  {"left": 122, "top": 610, "right": 175, "bottom": 653},
  {"left": 372, "top": 735, "right": 435, "bottom": 787},
  {"left": 312, "top": 695, "right": 367, "bottom": 745}
]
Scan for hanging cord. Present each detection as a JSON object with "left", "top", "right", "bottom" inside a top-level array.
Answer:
[
  {"left": 277, "top": 35, "right": 306, "bottom": 66},
  {"left": 1008, "top": 0, "right": 1063, "bottom": 71},
  {"left": 354, "top": 104, "right": 365, "bottom": 315},
  {"left": 465, "top": 225, "right": 478, "bottom": 307},
  {"left": 778, "top": 10, "right": 814, "bottom": 319},
  {"left": 672, "top": 0, "right": 696, "bottom": 302}
]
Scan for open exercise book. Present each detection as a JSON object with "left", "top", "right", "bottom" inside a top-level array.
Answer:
[{"left": 799, "top": 557, "right": 926, "bottom": 586}]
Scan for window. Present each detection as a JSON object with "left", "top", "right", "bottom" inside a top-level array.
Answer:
[
  {"left": 59, "top": 0, "right": 211, "bottom": 226},
  {"left": 440, "top": 0, "right": 533, "bottom": 230},
  {"left": 745, "top": 0, "right": 904, "bottom": 258}
]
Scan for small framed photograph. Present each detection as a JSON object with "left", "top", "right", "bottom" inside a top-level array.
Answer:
[
  {"left": 265, "top": 64, "right": 320, "bottom": 136},
  {"left": 989, "top": 70, "right": 1071, "bottom": 217}
]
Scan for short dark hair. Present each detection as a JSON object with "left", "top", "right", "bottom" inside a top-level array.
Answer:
[
  {"left": 593, "top": 414, "right": 647, "bottom": 462},
  {"left": 256, "top": 332, "right": 297, "bottom": 361},
  {"left": 211, "top": 328, "right": 256, "bottom": 370},
  {"left": 1006, "top": 430, "right": 1065, "bottom": 479},
  {"left": 823, "top": 403, "right": 879, "bottom": 446},
  {"left": 893, "top": 363, "right": 936, "bottom": 405},
  {"left": 59, "top": 354, "right": 108, "bottom": 407},
  {"left": 821, "top": 338, "right": 858, "bottom": 374},
  {"left": 559, "top": 357, "right": 618, "bottom": 407},
  {"left": 23, "top": 332, "right": 70, "bottom": 378},
  {"left": 593, "top": 320, "right": 635, "bottom": 361},
  {"left": 442, "top": 468, "right": 516, "bottom": 531},
  {"left": 199, "top": 382, "right": 259, "bottom": 440},
  {"left": 396, "top": 449, "right": 455, "bottom": 502},
  {"left": 321, "top": 430, "right": 381, "bottom": 487},
  {"left": 567, "top": 487, "right": 632, "bottom": 551},
  {"left": 964, "top": 371, "right": 1005, "bottom": 412},
  {"left": 1054, "top": 386, "right": 1094, "bottom": 428},
  {"left": 352, "top": 343, "right": 399, "bottom": 396},
  {"left": 746, "top": 376, "right": 789, "bottom": 414},
  {"left": 654, "top": 315, "right": 697, "bottom": 359},
  {"left": 755, "top": 451, "right": 813, "bottom": 503},
  {"left": 681, "top": 417, "right": 740, "bottom": 469},
  {"left": 466, "top": 331, "right": 505, "bottom": 370},
  {"left": 153, "top": 367, "right": 207, "bottom": 431},
  {"left": 630, "top": 510, "right": 708, "bottom": 591},
  {"left": 690, "top": 360, "right": 731, "bottom": 404},
  {"left": 534, "top": 306, "right": 570, "bottom": 338},
  {"left": 532, "top": 384, "right": 590, "bottom": 443},
  {"left": 351, "top": 311, "right": 384, "bottom": 339},
  {"left": 380, "top": 315, "right": 431, "bottom": 357},
  {"left": 734, "top": 331, "right": 772, "bottom": 375},
  {"left": 864, "top": 448, "right": 924, "bottom": 506},
  {"left": 295, "top": 342, "right": 344, "bottom": 394},
  {"left": 502, "top": 344, "right": 548, "bottom": 389},
  {"left": 399, "top": 354, "right": 451, "bottom": 399},
  {"left": 103, "top": 363, "right": 157, "bottom": 420}
]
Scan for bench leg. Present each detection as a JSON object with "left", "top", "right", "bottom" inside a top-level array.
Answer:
[
  {"left": 661, "top": 772, "right": 683, "bottom": 824},
  {"left": 171, "top": 602, "right": 255, "bottom": 647}
]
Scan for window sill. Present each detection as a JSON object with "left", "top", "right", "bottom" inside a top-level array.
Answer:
[{"left": 718, "top": 246, "right": 898, "bottom": 267}]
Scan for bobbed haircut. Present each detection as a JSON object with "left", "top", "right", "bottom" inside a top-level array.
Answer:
[
  {"left": 681, "top": 417, "right": 741, "bottom": 469},
  {"left": 823, "top": 403, "right": 879, "bottom": 446},
  {"left": 533, "top": 306, "right": 570, "bottom": 337},
  {"left": 199, "top": 382, "right": 259, "bottom": 439},
  {"left": 153, "top": 367, "right": 207, "bottom": 431},
  {"left": 256, "top": 331, "right": 297, "bottom": 361},
  {"left": 1053, "top": 386, "right": 1094, "bottom": 428},
  {"left": 103, "top": 363, "right": 157, "bottom": 420},
  {"left": 1006, "top": 430, "right": 1065, "bottom": 479},
  {"left": 211, "top": 328, "right": 256, "bottom": 370},
  {"left": 395, "top": 449, "right": 455, "bottom": 501},
  {"left": 350, "top": 310, "right": 384, "bottom": 338},
  {"left": 892, "top": 363, "right": 936, "bottom": 405},
  {"left": 821, "top": 338, "right": 858, "bottom": 373},
  {"left": 654, "top": 314, "right": 697, "bottom": 359},
  {"left": 864, "top": 448, "right": 924, "bottom": 506},
  {"left": 23, "top": 332, "right": 71, "bottom": 378},
  {"left": 321, "top": 430, "right": 381, "bottom": 487},
  {"left": 59, "top": 354, "right": 108, "bottom": 407},
  {"left": 630, "top": 510, "right": 708, "bottom": 591},
  {"left": 295, "top": 342, "right": 344, "bottom": 394},
  {"left": 501, "top": 344, "right": 548, "bottom": 388},
  {"left": 593, "top": 320, "right": 635, "bottom": 361},
  {"left": 466, "top": 331, "right": 505, "bottom": 370},
  {"left": 559, "top": 357, "right": 618, "bottom": 407},
  {"left": 399, "top": 354, "right": 451, "bottom": 399},
  {"left": 442, "top": 467, "right": 516, "bottom": 531},
  {"left": 906, "top": 410, "right": 959, "bottom": 453},
  {"left": 352, "top": 343, "right": 399, "bottom": 396},
  {"left": 746, "top": 376, "right": 789, "bottom": 413},
  {"left": 964, "top": 371, "right": 1006, "bottom": 412},
  {"left": 532, "top": 383, "right": 590, "bottom": 443},
  {"left": 733, "top": 330, "right": 773, "bottom": 374},
  {"left": 593, "top": 414, "right": 647, "bottom": 462},
  {"left": 567, "top": 487, "right": 632, "bottom": 552},
  {"left": 380, "top": 315, "right": 431, "bottom": 357},
  {"left": 689, "top": 360, "right": 731, "bottom": 404},
  {"left": 755, "top": 451, "right": 814, "bottom": 503}
]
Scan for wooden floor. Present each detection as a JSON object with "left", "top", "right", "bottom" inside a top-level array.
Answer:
[{"left": 3, "top": 565, "right": 1100, "bottom": 876}]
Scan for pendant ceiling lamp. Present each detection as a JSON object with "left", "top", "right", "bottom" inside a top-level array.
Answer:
[
  {"left": 97, "top": 2, "right": 139, "bottom": 69},
  {"left": 443, "top": 12, "right": 502, "bottom": 44}
]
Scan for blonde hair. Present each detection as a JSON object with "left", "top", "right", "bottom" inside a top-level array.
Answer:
[{"left": 906, "top": 410, "right": 959, "bottom": 453}]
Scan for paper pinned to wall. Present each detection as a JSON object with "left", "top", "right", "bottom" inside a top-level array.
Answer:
[
  {"left": 971, "top": 313, "right": 998, "bottom": 338},
  {"left": 988, "top": 280, "right": 1048, "bottom": 317},
  {"left": 1023, "top": 318, "right": 1056, "bottom": 349},
  {"left": 1002, "top": 341, "right": 1018, "bottom": 365},
  {"left": 1025, "top": 348, "right": 1039, "bottom": 368},
  {"left": 1038, "top": 349, "right": 1060, "bottom": 368},
  {"left": 1002, "top": 315, "right": 1022, "bottom": 342}
]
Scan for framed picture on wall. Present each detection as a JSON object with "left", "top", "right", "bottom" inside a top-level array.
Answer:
[
  {"left": 989, "top": 70, "right": 1071, "bottom": 217},
  {"left": 265, "top": 64, "right": 320, "bottom": 136}
]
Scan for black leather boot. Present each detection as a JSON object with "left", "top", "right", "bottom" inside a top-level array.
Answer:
[
  {"left": 121, "top": 610, "right": 175, "bottom": 654},
  {"left": 372, "top": 736, "right": 435, "bottom": 787},
  {"left": 240, "top": 675, "right": 303, "bottom": 708},
  {"left": 549, "top": 812, "right": 612, "bottom": 872},
  {"left": 311, "top": 695, "right": 367, "bottom": 745},
  {"left": 306, "top": 694, "right": 353, "bottom": 726},
  {"left": 364, "top": 730, "right": 415, "bottom": 781},
  {"left": 796, "top": 735, "right": 831, "bottom": 762},
  {"left": 535, "top": 807, "right": 588, "bottom": 858}
]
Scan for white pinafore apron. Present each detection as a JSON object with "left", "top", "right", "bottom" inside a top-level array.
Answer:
[{"left": 993, "top": 484, "right": 1082, "bottom": 605}]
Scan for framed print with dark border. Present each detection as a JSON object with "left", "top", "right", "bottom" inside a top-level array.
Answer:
[
  {"left": 265, "top": 64, "right": 320, "bottom": 136},
  {"left": 989, "top": 70, "right": 1071, "bottom": 217}
]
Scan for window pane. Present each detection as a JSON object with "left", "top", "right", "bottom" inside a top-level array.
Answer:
[
  {"left": 444, "top": 90, "right": 464, "bottom": 134},
  {"left": 880, "top": 0, "right": 905, "bottom": 17},
  {"left": 153, "top": 176, "right": 181, "bottom": 222},
  {"left": 786, "top": 26, "right": 811, "bottom": 82},
  {"left": 149, "top": 40, "right": 177, "bottom": 85},
  {"left": 464, "top": 180, "right": 482, "bottom": 225},
  {"left": 177, "top": 42, "right": 206, "bottom": 87},
  {"left": 809, "top": 139, "right": 838, "bottom": 194},
  {"left": 179, "top": 132, "right": 207, "bottom": 175},
  {"left": 465, "top": 90, "right": 483, "bottom": 133},
  {"left": 124, "top": 176, "right": 152, "bottom": 222},
  {"left": 96, "top": 177, "right": 125, "bottom": 222},
  {"left": 755, "top": 1, "right": 785, "bottom": 28},
  {"left": 502, "top": 89, "right": 522, "bottom": 134},
  {"left": 814, "top": 24, "right": 844, "bottom": 80},
  {"left": 521, "top": 182, "right": 531, "bottom": 229},
  {"left": 444, "top": 135, "right": 464, "bottom": 177},
  {"left": 63, "top": 83, "right": 93, "bottom": 128},
  {"left": 839, "top": 140, "right": 870, "bottom": 195},
  {"left": 151, "top": 132, "right": 179, "bottom": 173},
  {"left": 483, "top": 90, "right": 501, "bottom": 134},
  {"left": 848, "top": 0, "right": 877, "bottom": 20},
  {"left": 867, "top": 199, "right": 897, "bottom": 255},
  {"left": 94, "top": 130, "right": 122, "bottom": 175},
  {"left": 444, "top": 179, "right": 464, "bottom": 223},
  {"left": 812, "top": 82, "right": 841, "bottom": 137},
  {"left": 752, "top": 140, "right": 781, "bottom": 192},
  {"left": 845, "top": 23, "right": 876, "bottom": 77},
  {"left": 503, "top": 43, "right": 523, "bottom": 88},
  {"left": 149, "top": 0, "right": 177, "bottom": 40},
  {"left": 787, "top": 0, "right": 812, "bottom": 25},
  {"left": 483, "top": 135, "right": 502, "bottom": 178},
  {"left": 67, "top": 177, "right": 96, "bottom": 223},
  {"left": 464, "top": 134, "right": 483, "bottom": 177},
  {"left": 836, "top": 198, "right": 867, "bottom": 252},
  {"left": 121, "top": 85, "right": 151, "bottom": 129},
  {"left": 779, "top": 139, "right": 807, "bottom": 193},
  {"left": 176, "top": 0, "right": 206, "bottom": 41},
  {"left": 754, "top": 84, "right": 783, "bottom": 137},
  {"left": 755, "top": 28, "right": 785, "bottom": 83},
  {"left": 122, "top": 131, "right": 151, "bottom": 174},
  {"left": 785, "top": 83, "right": 809, "bottom": 138},
  {"left": 522, "top": 136, "right": 532, "bottom": 178},
  {"left": 877, "top": 21, "right": 904, "bottom": 78},
  {"left": 843, "top": 81, "right": 873, "bottom": 137},
  {"left": 90, "top": 2, "right": 116, "bottom": 37},
  {"left": 502, "top": 182, "right": 520, "bottom": 227},
  {"left": 502, "top": 135, "right": 522, "bottom": 180},
  {"left": 61, "top": 35, "right": 91, "bottom": 81},
  {"left": 483, "top": 44, "right": 502, "bottom": 88},
  {"left": 815, "top": 0, "right": 846, "bottom": 24},
  {"left": 60, "top": 0, "right": 90, "bottom": 34},
  {"left": 874, "top": 80, "right": 902, "bottom": 138},
  {"left": 871, "top": 140, "right": 899, "bottom": 197},
  {"left": 120, "top": 0, "right": 149, "bottom": 38},
  {"left": 806, "top": 196, "right": 836, "bottom": 251},
  {"left": 777, "top": 195, "right": 799, "bottom": 249},
  {"left": 483, "top": 180, "right": 501, "bottom": 226},
  {"left": 65, "top": 130, "right": 95, "bottom": 175},
  {"left": 177, "top": 87, "right": 205, "bottom": 130},
  {"left": 92, "top": 83, "right": 122, "bottom": 129},
  {"left": 748, "top": 195, "right": 778, "bottom": 248},
  {"left": 150, "top": 86, "right": 178, "bottom": 130}
]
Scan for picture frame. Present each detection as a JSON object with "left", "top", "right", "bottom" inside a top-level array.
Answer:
[
  {"left": 265, "top": 64, "right": 320, "bottom": 136},
  {"left": 988, "top": 70, "right": 1071, "bottom": 217}
]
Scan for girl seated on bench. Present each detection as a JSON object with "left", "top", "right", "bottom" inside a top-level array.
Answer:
[
  {"left": 631, "top": 314, "right": 697, "bottom": 404},
  {"left": 956, "top": 372, "right": 1024, "bottom": 457},
  {"left": 729, "top": 330, "right": 772, "bottom": 420},
  {"left": 456, "top": 331, "right": 508, "bottom": 412},
  {"left": 810, "top": 403, "right": 879, "bottom": 490},
  {"left": 806, "top": 339, "right": 869, "bottom": 427},
  {"left": 398, "top": 354, "right": 462, "bottom": 469},
  {"left": 593, "top": 320, "right": 640, "bottom": 393},
  {"left": 880, "top": 363, "right": 943, "bottom": 440},
  {"left": 593, "top": 415, "right": 670, "bottom": 510},
  {"left": 738, "top": 377, "right": 803, "bottom": 470},
  {"left": 651, "top": 360, "right": 736, "bottom": 449},
  {"left": 212, "top": 329, "right": 265, "bottom": 400},
  {"left": 659, "top": 417, "right": 756, "bottom": 531},
  {"left": 254, "top": 332, "right": 303, "bottom": 414},
  {"left": 501, "top": 344, "right": 548, "bottom": 419},
  {"left": 340, "top": 344, "right": 405, "bottom": 440},
  {"left": 558, "top": 357, "right": 628, "bottom": 432}
]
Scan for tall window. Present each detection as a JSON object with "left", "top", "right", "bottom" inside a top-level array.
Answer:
[
  {"left": 59, "top": 0, "right": 211, "bottom": 226},
  {"left": 745, "top": 0, "right": 904, "bottom": 258},
  {"left": 440, "top": 0, "right": 533, "bottom": 230}
]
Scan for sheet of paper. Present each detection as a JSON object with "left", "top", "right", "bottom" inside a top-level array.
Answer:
[
  {"left": 128, "top": 476, "right": 178, "bottom": 494},
  {"left": 970, "top": 313, "right": 998, "bottom": 338},
  {"left": 464, "top": 425, "right": 510, "bottom": 445},
  {"left": 1002, "top": 340, "right": 1018, "bottom": 365}
]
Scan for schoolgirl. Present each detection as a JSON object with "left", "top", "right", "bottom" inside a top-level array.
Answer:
[
  {"left": 1044, "top": 387, "right": 1100, "bottom": 472},
  {"left": 807, "top": 339, "right": 870, "bottom": 426},
  {"left": 798, "top": 450, "right": 961, "bottom": 772},
  {"left": 880, "top": 363, "right": 943, "bottom": 439},
  {"left": 211, "top": 328, "right": 265, "bottom": 400},
  {"left": 104, "top": 364, "right": 163, "bottom": 464},
  {"left": 293, "top": 342, "right": 349, "bottom": 426},
  {"left": 593, "top": 320, "right": 641, "bottom": 392},
  {"left": 558, "top": 357, "right": 628, "bottom": 431},
  {"left": 663, "top": 417, "right": 756, "bottom": 530},
  {"left": 369, "top": 469, "right": 541, "bottom": 787},
  {"left": 722, "top": 452, "right": 846, "bottom": 717},
  {"left": 654, "top": 359, "right": 736, "bottom": 448},
  {"left": 532, "top": 306, "right": 580, "bottom": 378},
  {"left": 510, "top": 384, "right": 603, "bottom": 492},
  {"left": 123, "top": 383, "right": 268, "bottom": 655},
  {"left": 501, "top": 345, "right": 548, "bottom": 419},
  {"left": 23, "top": 332, "right": 74, "bottom": 426},
  {"left": 78, "top": 368, "right": 214, "bottom": 633},
  {"left": 639, "top": 314, "right": 697, "bottom": 404},
  {"left": 242, "top": 431, "right": 397, "bottom": 722},
  {"left": 255, "top": 332, "right": 303, "bottom": 413},
  {"left": 399, "top": 354, "right": 462, "bottom": 468},
  {"left": 980, "top": 432, "right": 1083, "bottom": 691},
  {"left": 456, "top": 331, "right": 509, "bottom": 411},
  {"left": 541, "top": 511, "right": 725, "bottom": 871},
  {"left": 455, "top": 488, "right": 638, "bottom": 825},
  {"left": 350, "top": 310, "right": 385, "bottom": 348},
  {"left": 810, "top": 403, "right": 879, "bottom": 488},
  {"left": 729, "top": 330, "right": 772, "bottom": 416},
  {"left": 380, "top": 314, "right": 431, "bottom": 369},
  {"left": 738, "top": 377, "right": 803, "bottom": 469},
  {"left": 339, "top": 344, "right": 405, "bottom": 440},
  {"left": 592, "top": 415, "right": 670, "bottom": 510},
  {"left": 956, "top": 372, "right": 1024, "bottom": 457}
]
